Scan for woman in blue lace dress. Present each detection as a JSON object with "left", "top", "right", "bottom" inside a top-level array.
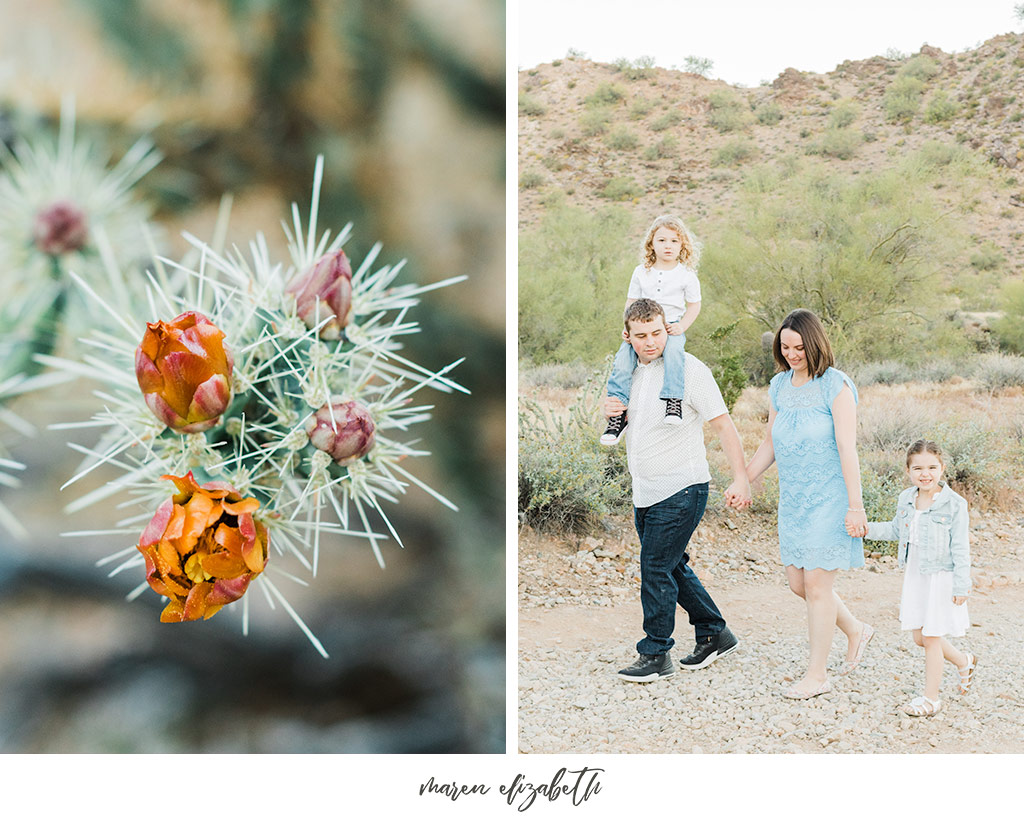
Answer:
[{"left": 746, "top": 309, "right": 872, "bottom": 699}]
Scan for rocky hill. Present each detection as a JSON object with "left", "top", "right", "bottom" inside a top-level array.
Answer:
[{"left": 518, "top": 34, "right": 1024, "bottom": 289}]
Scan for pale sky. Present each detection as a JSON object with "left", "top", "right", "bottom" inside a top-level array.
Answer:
[{"left": 516, "top": 0, "right": 1023, "bottom": 87}]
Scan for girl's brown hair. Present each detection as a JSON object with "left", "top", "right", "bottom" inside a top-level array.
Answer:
[
  {"left": 640, "top": 214, "right": 700, "bottom": 269},
  {"left": 906, "top": 439, "right": 944, "bottom": 468},
  {"left": 772, "top": 308, "right": 835, "bottom": 378}
]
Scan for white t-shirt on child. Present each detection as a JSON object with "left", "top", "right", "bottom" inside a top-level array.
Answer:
[{"left": 627, "top": 263, "right": 701, "bottom": 320}]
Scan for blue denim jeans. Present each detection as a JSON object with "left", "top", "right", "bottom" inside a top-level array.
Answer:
[
  {"left": 634, "top": 483, "right": 725, "bottom": 655},
  {"left": 607, "top": 331, "right": 686, "bottom": 404}
]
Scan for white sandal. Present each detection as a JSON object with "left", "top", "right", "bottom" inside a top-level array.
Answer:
[
  {"left": 902, "top": 695, "right": 941, "bottom": 717},
  {"left": 958, "top": 653, "right": 978, "bottom": 695}
]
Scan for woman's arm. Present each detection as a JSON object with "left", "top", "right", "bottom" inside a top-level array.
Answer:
[
  {"left": 832, "top": 384, "right": 866, "bottom": 536},
  {"left": 745, "top": 407, "right": 777, "bottom": 483}
]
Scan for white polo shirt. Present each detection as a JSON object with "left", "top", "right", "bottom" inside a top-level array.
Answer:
[
  {"left": 624, "top": 354, "right": 728, "bottom": 508},
  {"left": 626, "top": 263, "right": 701, "bottom": 320}
]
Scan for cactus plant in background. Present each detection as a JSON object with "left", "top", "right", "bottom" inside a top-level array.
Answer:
[{"left": 44, "top": 157, "right": 468, "bottom": 656}]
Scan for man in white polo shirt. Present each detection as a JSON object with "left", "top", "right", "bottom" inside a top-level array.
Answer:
[{"left": 604, "top": 298, "right": 752, "bottom": 681}]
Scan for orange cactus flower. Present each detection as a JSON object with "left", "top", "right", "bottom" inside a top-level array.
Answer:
[
  {"left": 136, "top": 472, "right": 268, "bottom": 623},
  {"left": 135, "top": 311, "right": 233, "bottom": 433}
]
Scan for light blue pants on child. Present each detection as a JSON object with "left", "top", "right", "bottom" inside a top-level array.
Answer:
[{"left": 607, "top": 331, "right": 686, "bottom": 403}]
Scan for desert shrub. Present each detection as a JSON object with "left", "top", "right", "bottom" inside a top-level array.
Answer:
[
  {"left": 828, "top": 100, "right": 859, "bottom": 129},
  {"left": 683, "top": 55, "right": 713, "bottom": 77},
  {"left": 519, "top": 92, "right": 546, "bottom": 116},
  {"left": 586, "top": 82, "right": 626, "bottom": 108},
  {"left": 605, "top": 127, "right": 639, "bottom": 151},
  {"left": 650, "top": 110, "right": 682, "bottom": 131},
  {"left": 581, "top": 107, "right": 612, "bottom": 136},
  {"left": 924, "top": 90, "right": 960, "bottom": 123},
  {"left": 704, "top": 321, "right": 748, "bottom": 411},
  {"left": 992, "top": 281, "right": 1024, "bottom": 353},
  {"left": 519, "top": 360, "right": 594, "bottom": 390},
  {"left": 973, "top": 352, "right": 1024, "bottom": 390},
  {"left": 819, "top": 128, "right": 862, "bottom": 159},
  {"left": 857, "top": 397, "right": 937, "bottom": 453},
  {"left": 929, "top": 420, "right": 1002, "bottom": 499},
  {"left": 519, "top": 170, "right": 545, "bottom": 189},
  {"left": 699, "top": 147, "right": 983, "bottom": 369},
  {"left": 629, "top": 96, "right": 655, "bottom": 119},
  {"left": 852, "top": 360, "right": 917, "bottom": 387},
  {"left": 599, "top": 176, "right": 643, "bottom": 200},
  {"left": 708, "top": 90, "right": 753, "bottom": 132},
  {"left": 519, "top": 204, "right": 635, "bottom": 363},
  {"left": 884, "top": 75, "right": 925, "bottom": 122},
  {"left": 612, "top": 55, "right": 656, "bottom": 81},
  {"left": 860, "top": 459, "right": 908, "bottom": 527},
  {"left": 969, "top": 243, "right": 1004, "bottom": 270},
  {"left": 913, "top": 359, "right": 964, "bottom": 382},
  {"left": 901, "top": 54, "right": 941, "bottom": 81},
  {"left": 755, "top": 102, "right": 783, "bottom": 125},
  {"left": 713, "top": 139, "right": 756, "bottom": 167},
  {"left": 643, "top": 135, "right": 679, "bottom": 160},
  {"left": 518, "top": 380, "right": 630, "bottom": 533}
]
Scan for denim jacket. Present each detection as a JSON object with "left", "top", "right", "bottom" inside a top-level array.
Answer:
[{"left": 865, "top": 483, "right": 971, "bottom": 596}]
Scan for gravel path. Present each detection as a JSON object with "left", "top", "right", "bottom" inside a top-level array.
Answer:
[{"left": 518, "top": 514, "right": 1024, "bottom": 754}]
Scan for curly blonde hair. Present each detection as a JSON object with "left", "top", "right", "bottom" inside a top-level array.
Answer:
[{"left": 640, "top": 214, "right": 701, "bottom": 269}]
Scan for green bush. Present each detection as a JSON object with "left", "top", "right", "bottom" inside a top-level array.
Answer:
[
  {"left": 585, "top": 82, "right": 626, "bottom": 108},
  {"left": 629, "top": 96, "right": 655, "bottom": 119},
  {"left": 519, "top": 170, "right": 545, "bottom": 189},
  {"left": 707, "top": 90, "right": 753, "bottom": 132},
  {"left": 518, "top": 380, "right": 630, "bottom": 533},
  {"left": 970, "top": 243, "right": 1004, "bottom": 270},
  {"left": 581, "top": 107, "right": 612, "bottom": 136},
  {"left": 819, "top": 128, "right": 862, "bottom": 159},
  {"left": 519, "top": 92, "right": 546, "bottom": 116},
  {"left": 650, "top": 110, "right": 682, "bottom": 131},
  {"left": 828, "top": 100, "right": 859, "bottom": 129},
  {"left": 683, "top": 55, "right": 713, "bottom": 77},
  {"left": 612, "top": 55, "right": 656, "bottom": 81},
  {"left": 973, "top": 352, "right": 1024, "bottom": 390},
  {"left": 992, "top": 281, "right": 1024, "bottom": 353},
  {"left": 605, "top": 127, "right": 639, "bottom": 151},
  {"left": 901, "top": 54, "right": 941, "bottom": 81},
  {"left": 884, "top": 75, "right": 925, "bottom": 122},
  {"left": 599, "top": 176, "right": 643, "bottom": 200},
  {"left": 643, "top": 135, "right": 679, "bottom": 161},
  {"left": 713, "top": 139, "right": 756, "bottom": 167},
  {"left": 924, "top": 90, "right": 960, "bottom": 123},
  {"left": 755, "top": 102, "right": 783, "bottom": 125},
  {"left": 519, "top": 205, "right": 635, "bottom": 363}
]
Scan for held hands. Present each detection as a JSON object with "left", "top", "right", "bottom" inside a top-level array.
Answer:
[
  {"left": 724, "top": 479, "right": 752, "bottom": 510},
  {"left": 665, "top": 321, "right": 682, "bottom": 336},
  {"left": 844, "top": 509, "right": 868, "bottom": 538},
  {"left": 953, "top": 595, "right": 968, "bottom": 606}
]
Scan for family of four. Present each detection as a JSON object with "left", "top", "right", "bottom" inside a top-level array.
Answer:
[{"left": 600, "top": 215, "right": 976, "bottom": 717}]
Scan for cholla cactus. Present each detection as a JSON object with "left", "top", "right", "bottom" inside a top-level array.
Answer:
[
  {"left": 0, "top": 97, "right": 160, "bottom": 381},
  {"left": 49, "top": 157, "right": 467, "bottom": 656}
]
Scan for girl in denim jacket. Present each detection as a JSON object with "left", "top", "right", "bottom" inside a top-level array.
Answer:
[{"left": 860, "top": 440, "right": 977, "bottom": 717}]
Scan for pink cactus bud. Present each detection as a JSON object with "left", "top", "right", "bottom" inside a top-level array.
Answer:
[
  {"left": 32, "top": 200, "right": 89, "bottom": 256},
  {"left": 305, "top": 400, "right": 376, "bottom": 465},
  {"left": 284, "top": 249, "right": 353, "bottom": 339},
  {"left": 135, "top": 311, "right": 234, "bottom": 433}
]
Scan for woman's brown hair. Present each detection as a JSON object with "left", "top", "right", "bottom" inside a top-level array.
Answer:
[{"left": 772, "top": 308, "right": 835, "bottom": 378}]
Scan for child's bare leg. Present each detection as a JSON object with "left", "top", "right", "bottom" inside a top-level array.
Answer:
[
  {"left": 922, "top": 635, "right": 945, "bottom": 701},
  {"left": 939, "top": 637, "right": 968, "bottom": 669}
]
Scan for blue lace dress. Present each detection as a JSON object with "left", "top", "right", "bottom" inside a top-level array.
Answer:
[{"left": 769, "top": 367, "right": 865, "bottom": 571}]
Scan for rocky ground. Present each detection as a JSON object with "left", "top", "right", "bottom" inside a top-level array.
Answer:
[{"left": 518, "top": 510, "right": 1024, "bottom": 754}]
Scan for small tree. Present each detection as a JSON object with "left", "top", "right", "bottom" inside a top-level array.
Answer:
[{"left": 684, "top": 55, "right": 713, "bottom": 77}]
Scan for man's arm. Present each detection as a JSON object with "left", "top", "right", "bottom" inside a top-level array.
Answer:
[{"left": 708, "top": 412, "right": 751, "bottom": 509}]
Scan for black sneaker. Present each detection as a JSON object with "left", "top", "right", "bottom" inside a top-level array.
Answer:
[
  {"left": 600, "top": 412, "right": 628, "bottom": 445},
  {"left": 617, "top": 653, "right": 675, "bottom": 682},
  {"left": 678, "top": 627, "right": 739, "bottom": 670},
  {"left": 664, "top": 398, "right": 683, "bottom": 425}
]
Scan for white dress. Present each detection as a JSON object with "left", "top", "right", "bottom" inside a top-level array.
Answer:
[{"left": 899, "top": 510, "right": 969, "bottom": 637}]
